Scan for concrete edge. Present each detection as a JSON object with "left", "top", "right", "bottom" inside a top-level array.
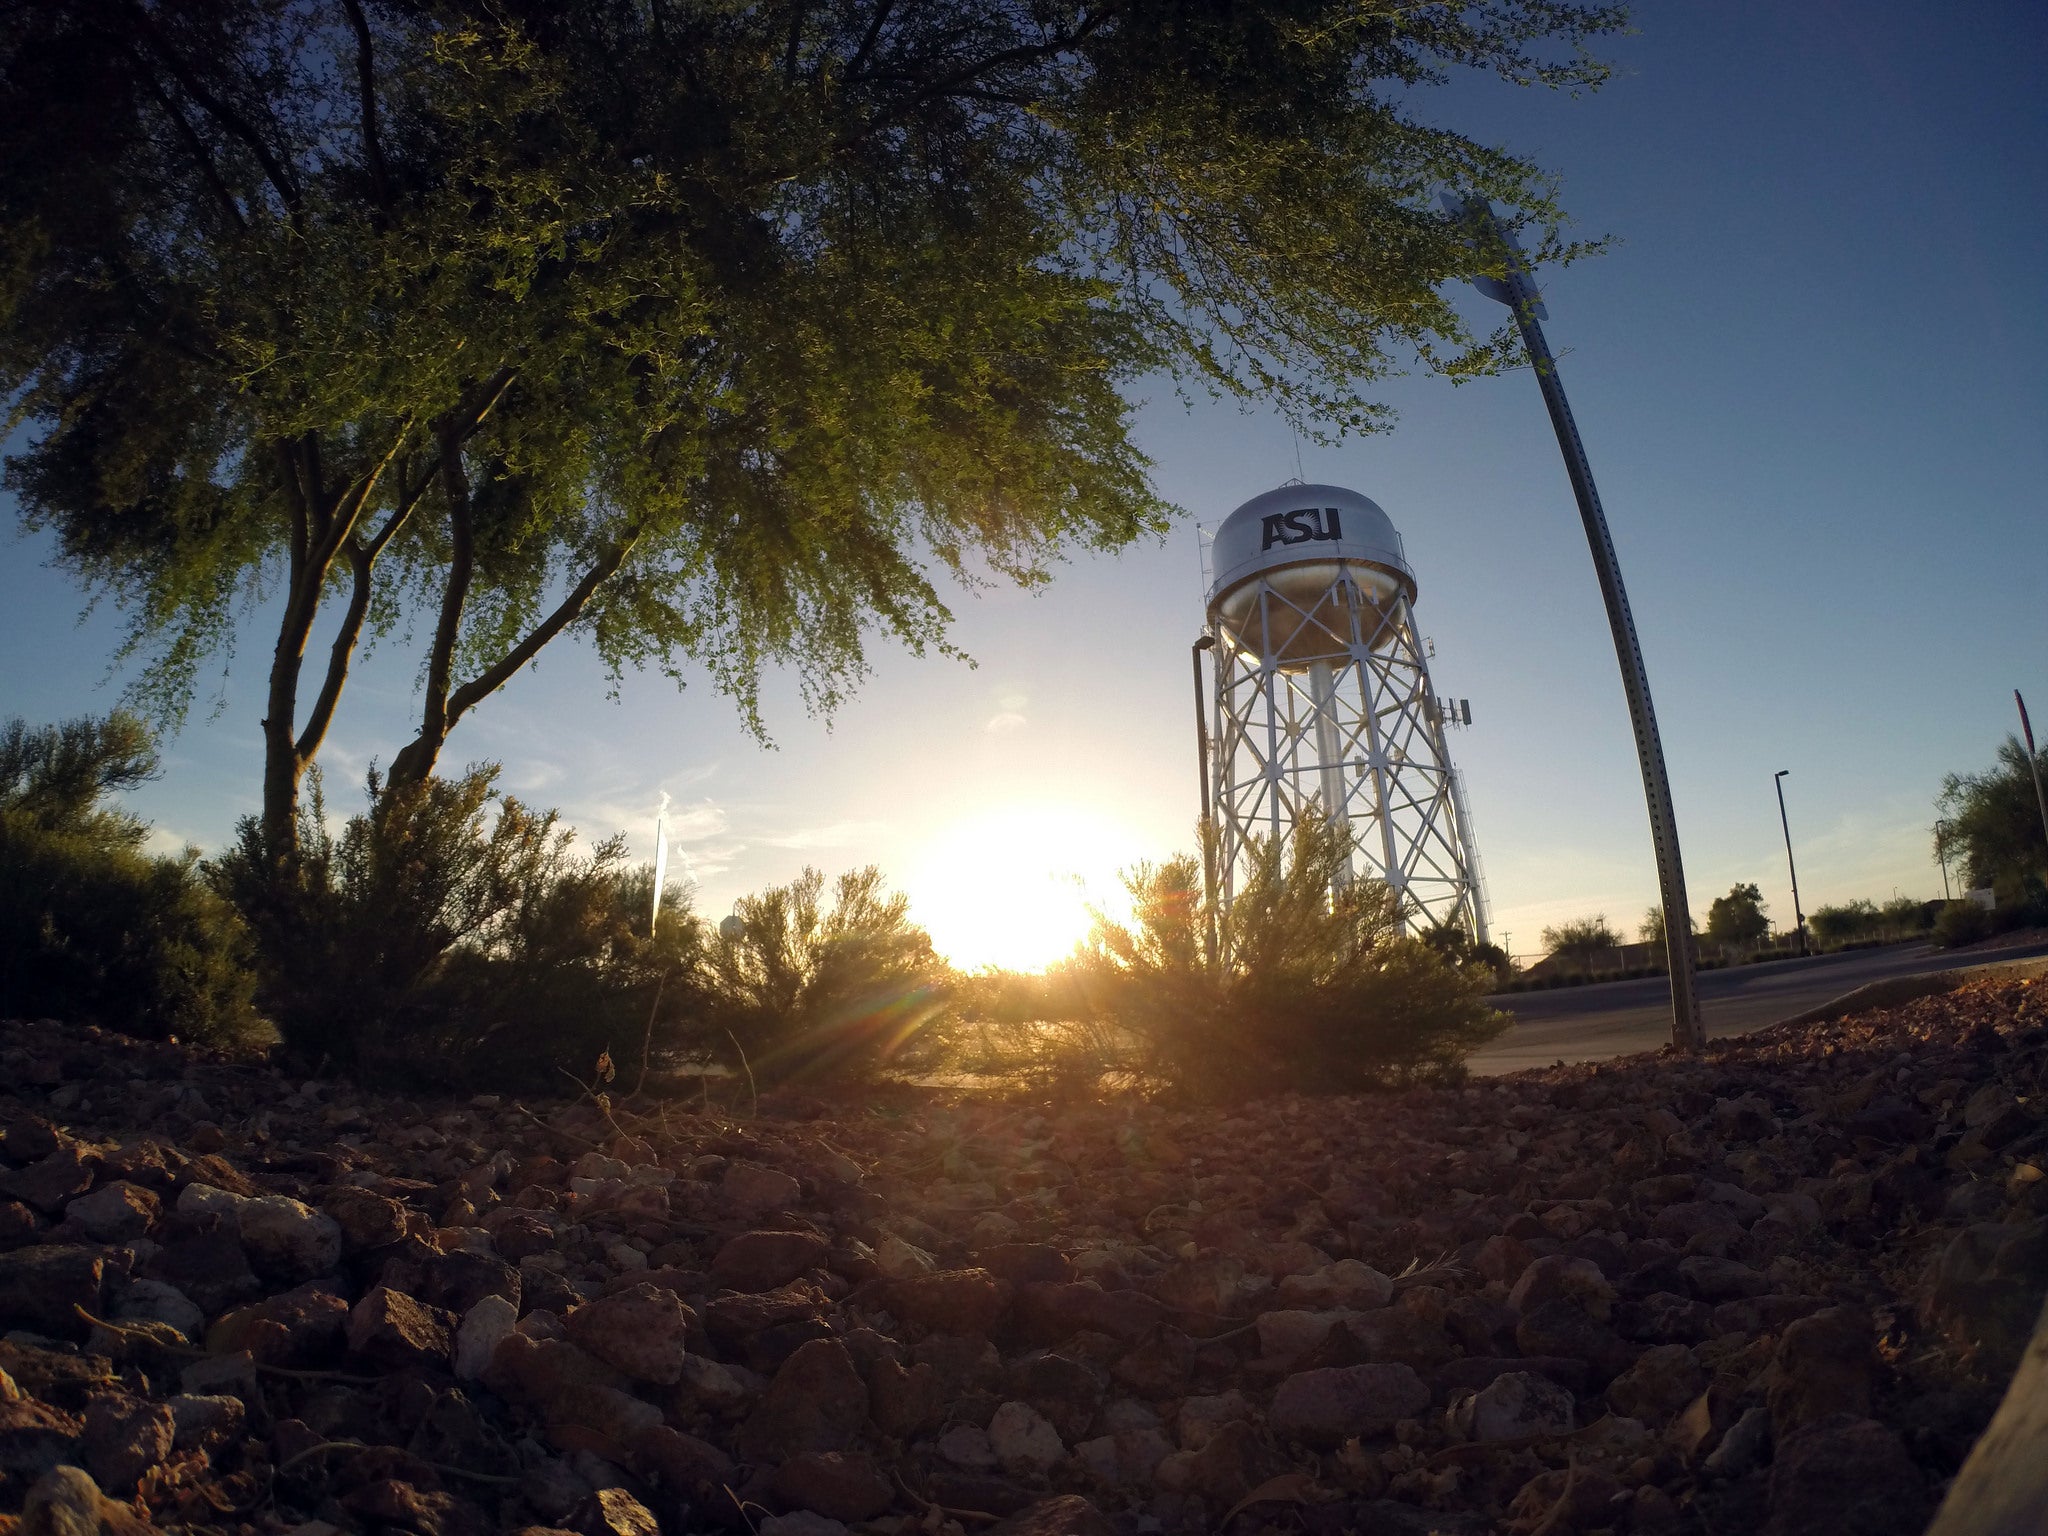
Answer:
[{"left": 1773, "top": 953, "right": 2048, "bottom": 1032}]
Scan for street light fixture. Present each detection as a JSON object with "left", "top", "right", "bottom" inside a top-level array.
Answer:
[
  {"left": 1443, "top": 194, "right": 1704, "bottom": 1052},
  {"left": 1774, "top": 770, "right": 1807, "bottom": 957}
]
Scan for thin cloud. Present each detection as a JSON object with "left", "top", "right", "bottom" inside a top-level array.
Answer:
[{"left": 985, "top": 712, "right": 1028, "bottom": 734}]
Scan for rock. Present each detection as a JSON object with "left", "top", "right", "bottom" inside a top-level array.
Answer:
[
  {"left": 1765, "top": 1414, "right": 1929, "bottom": 1536},
  {"left": 1677, "top": 1255, "right": 1769, "bottom": 1301},
  {"left": 980, "top": 1244, "right": 1074, "bottom": 1286},
  {"left": 1343, "top": 1306, "right": 1456, "bottom": 1371},
  {"left": 1607, "top": 1343, "right": 1707, "bottom": 1425},
  {"left": 1277, "top": 1260, "right": 1392, "bottom": 1311},
  {"left": 1927, "top": 1219, "right": 2048, "bottom": 1376},
  {"left": 1507, "top": 1464, "right": 1625, "bottom": 1534},
  {"left": 565, "top": 1283, "right": 691, "bottom": 1385},
  {"left": 4, "top": 1145, "right": 98, "bottom": 1215},
  {"left": 0, "top": 1244, "right": 103, "bottom": 1337},
  {"left": 455, "top": 1294, "right": 519, "bottom": 1381},
  {"left": 165, "top": 1393, "right": 244, "bottom": 1453},
  {"left": 988, "top": 1400, "right": 1065, "bottom": 1475},
  {"left": 65, "top": 1181, "right": 160, "bottom": 1243},
  {"left": 573, "top": 1486, "right": 661, "bottom": 1536},
  {"left": 1473, "top": 1235, "right": 1533, "bottom": 1287},
  {"left": 0, "top": 1394, "right": 83, "bottom": 1479},
  {"left": 237, "top": 1194, "right": 345, "bottom": 1281},
  {"left": 208, "top": 1282, "right": 350, "bottom": 1366},
  {"left": 1008, "top": 1354, "right": 1105, "bottom": 1441},
  {"left": 982, "top": 1494, "right": 1117, "bottom": 1536},
  {"left": 141, "top": 1214, "right": 258, "bottom": 1314},
  {"left": 16, "top": 1464, "right": 154, "bottom": 1536},
  {"left": 113, "top": 1279, "right": 204, "bottom": 1341},
  {"left": 348, "top": 1285, "right": 455, "bottom": 1368},
  {"left": 1462, "top": 1370, "right": 1575, "bottom": 1441},
  {"left": 81, "top": 1394, "right": 175, "bottom": 1496},
  {"left": 345, "top": 1479, "right": 488, "bottom": 1536},
  {"left": 737, "top": 1339, "right": 868, "bottom": 1461},
  {"left": 887, "top": 1268, "right": 1011, "bottom": 1334},
  {"left": 772, "top": 1450, "right": 893, "bottom": 1521},
  {"left": 634, "top": 1424, "right": 735, "bottom": 1492},
  {"left": 1111, "top": 1328, "right": 1194, "bottom": 1399},
  {"left": 713, "top": 1230, "right": 829, "bottom": 1293},
  {"left": 724, "top": 1162, "right": 802, "bottom": 1216},
  {"left": 1270, "top": 1363, "right": 1429, "bottom": 1445},
  {"left": 938, "top": 1425, "right": 1000, "bottom": 1470},
  {"left": 1257, "top": 1309, "right": 1347, "bottom": 1362},
  {"left": 758, "top": 1515, "right": 849, "bottom": 1536},
  {"left": 544, "top": 1382, "right": 662, "bottom": 1456},
  {"left": 325, "top": 1188, "right": 412, "bottom": 1250},
  {"left": 1507, "top": 1254, "right": 1614, "bottom": 1320},
  {"left": 1515, "top": 1298, "right": 1634, "bottom": 1381},
  {"left": 1703, "top": 1403, "right": 1772, "bottom": 1478},
  {"left": 869, "top": 1356, "right": 946, "bottom": 1438},
  {"left": 1768, "top": 1306, "right": 1876, "bottom": 1436}
]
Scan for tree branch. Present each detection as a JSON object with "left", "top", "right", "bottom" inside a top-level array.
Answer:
[
  {"left": 130, "top": 5, "right": 303, "bottom": 220},
  {"left": 133, "top": 65, "right": 248, "bottom": 231},
  {"left": 845, "top": 0, "right": 894, "bottom": 82},
  {"left": 443, "top": 530, "right": 644, "bottom": 729},
  {"left": 414, "top": 428, "right": 478, "bottom": 756},
  {"left": 293, "top": 537, "right": 374, "bottom": 764},
  {"left": 340, "top": 0, "right": 392, "bottom": 209}
]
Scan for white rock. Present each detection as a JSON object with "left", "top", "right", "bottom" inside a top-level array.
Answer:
[
  {"left": 115, "top": 1280, "right": 204, "bottom": 1342},
  {"left": 1466, "top": 1371, "right": 1575, "bottom": 1442},
  {"left": 936, "top": 1424, "right": 999, "bottom": 1471},
  {"left": 176, "top": 1183, "right": 245, "bottom": 1222},
  {"left": 237, "top": 1195, "right": 343, "bottom": 1281},
  {"left": 454, "top": 1295, "right": 519, "bottom": 1381},
  {"left": 988, "top": 1400, "right": 1065, "bottom": 1475},
  {"left": 875, "top": 1235, "right": 936, "bottom": 1279}
]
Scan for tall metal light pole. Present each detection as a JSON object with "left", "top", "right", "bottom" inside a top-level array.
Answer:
[
  {"left": 1444, "top": 195, "right": 1704, "bottom": 1052},
  {"left": 2019, "top": 691, "right": 2048, "bottom": 876},
  {"left": 1192, "top": 635, "right": 1220, "bottom": 970},
  {"left": 1774, "top": 770, "right": 1807, "bottom": 957}
]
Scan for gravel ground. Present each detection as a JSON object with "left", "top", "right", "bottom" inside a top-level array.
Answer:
[{"left": 2, "top": 974, "right": 2046, "bottom": 1536}]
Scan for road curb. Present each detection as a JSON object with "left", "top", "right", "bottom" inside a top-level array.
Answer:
[{"left": 1772, "top": 952, "right": 2048, "bottom": 1031}]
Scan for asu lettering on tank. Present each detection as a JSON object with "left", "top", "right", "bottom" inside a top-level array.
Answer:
[{"left": 1259, "top": 506, "right": 1344, "bottom": 552}]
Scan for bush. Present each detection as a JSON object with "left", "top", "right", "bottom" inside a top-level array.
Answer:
[
  {"left": 1068, "top": 818, "right": 1507, "bottom": 1099},
  {"left": 699, "top": 865, "right": 950, "bottom": 1086},
  {"left": 1931, "top": 899, "right": 1994, "bottom": 950},
  {"left": 213, "top": 766, "right": 701, "bottom": 1086},
  {"left": 0, "top": 714, "right": 260, "bottom": 1044}
]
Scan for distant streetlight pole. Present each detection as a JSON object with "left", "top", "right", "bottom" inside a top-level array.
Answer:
[
  {"left": 1774, "top": 770, "right": 1808, "bottom": 957},
  {"left": 1192, "top": 634, "right": 1220, "bottom": 970},
  {"left": 1444, "top": 195, "right": 1704, "bottom": 1052},
  {"left": 2019, "top": 691, "right": 2048, "bottom": 877},
  {"left": 1935, "top": 819, "right": 1954, "bottom": 902}
]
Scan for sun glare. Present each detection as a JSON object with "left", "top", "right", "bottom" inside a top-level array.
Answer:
[{"left": 908, "top": 804, "right": 1138, "bottom": 972}]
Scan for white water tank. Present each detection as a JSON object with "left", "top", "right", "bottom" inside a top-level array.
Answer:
[{"left": 1207, "top": 484, "right": 1416, "bottom": 667}]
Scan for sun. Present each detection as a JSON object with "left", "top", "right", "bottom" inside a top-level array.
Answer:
[{"left": 907, "top": 803, "right": 1138, "bottom": 972}]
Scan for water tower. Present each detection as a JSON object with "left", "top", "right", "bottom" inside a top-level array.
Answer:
[{"left": 1202, "top": 483, "right": 1487, "bottom": 940}]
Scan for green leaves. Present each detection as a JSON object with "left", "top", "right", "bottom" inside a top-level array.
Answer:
[{"left": 2, "top": 0, "right": 1625, "bottom": 816}]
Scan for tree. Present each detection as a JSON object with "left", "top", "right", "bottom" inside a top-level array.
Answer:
[
  {"left": 1541, "top": 915, "right": 1620, "bottom": 961},
  {"left": 1937, "top": 737, "right": 2048, "bottom": 895},
  {"left": 1, "top": 713, "right": 259, "bottom": 1042},
  {"left": 2, "top": 1, "right": 1624, "bottom": 869},
  {"left": 1704, "top": 882, "right": 1768, "bottom": 947},
  {"left": 1639, "top": 903, "right": 1697, "bottom": 947}
]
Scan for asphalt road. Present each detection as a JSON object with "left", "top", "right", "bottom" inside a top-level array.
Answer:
[{"left": 1466, "top": 938, "right": 2048, "bottom": 1076}]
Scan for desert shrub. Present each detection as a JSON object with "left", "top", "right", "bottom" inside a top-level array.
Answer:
[
  {"left": 699, "top": 865, "right": 949, "bottom": 1085},
  {"left": 1810, "top": 900, "right": 1880, "bottom": 947},
  {"left": 213, "top": 766, "right": 701, "bottom": 1086},
  {"left": 1069, "top": 819, "right": 1507, "bottom": 1100},
  {"left": 0, "top": 713, "right": 260, "bottom": 1044},
  {"left": 1931, "top": 899, "right": 1994, "bottom": 950}
]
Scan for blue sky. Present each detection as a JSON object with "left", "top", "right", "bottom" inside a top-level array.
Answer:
[{"left": 4, "top": 0, "right": 2044, "bottom": 966}]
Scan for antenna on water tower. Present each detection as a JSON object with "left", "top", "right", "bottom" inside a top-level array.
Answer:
[{"left": 1198, "top": 484, "right": 1488, "bottom": 942}]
